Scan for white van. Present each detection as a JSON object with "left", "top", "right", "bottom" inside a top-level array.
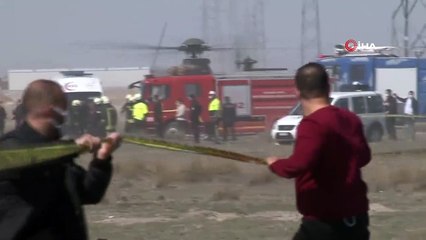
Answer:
[
  {"left": 271, "top": 91, "right": 387, "bottom": 144},
  {"left": 53, "top": 71, "right": 103, "bottom": 103}
]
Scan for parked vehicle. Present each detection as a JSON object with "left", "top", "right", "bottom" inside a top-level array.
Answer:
[{"left": 271, "top": 91, "right": 387, "bottom": 144}]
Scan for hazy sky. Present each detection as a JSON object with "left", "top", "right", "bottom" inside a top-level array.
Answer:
[{"left": 0, "top": 0, "right": 425, "bottom": 76}]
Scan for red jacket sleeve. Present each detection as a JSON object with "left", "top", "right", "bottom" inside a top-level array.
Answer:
[
  {"left": 356, "top": 118, "right": 371, "bottom": 168},
  {"left": 269, "top": 118, "right": 325, "bottom": 178}
]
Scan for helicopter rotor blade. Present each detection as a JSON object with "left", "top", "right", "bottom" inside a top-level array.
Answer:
[{"left": 72, "top": 41, "right": 180, "bottom": 51}]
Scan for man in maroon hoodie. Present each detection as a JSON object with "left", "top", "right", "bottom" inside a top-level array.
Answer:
[{"left": 266, "top": 63, "right": 371, "bottom": 240}]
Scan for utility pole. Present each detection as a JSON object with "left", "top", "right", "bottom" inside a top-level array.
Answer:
[
  {"left": 202, "top": 0, "right": 225, "bottom": 72},
  {"left": 251, "top": 0, "right": 266, "bottom": 67},
  {"left": 391, "top": 0, "right": 418, "bottom": 57},
  {"left": 301, "top": 0, "right": 321, "bottom": 64},
  {"left": 411, "top": 24, "right": 426, "bottom": 57}
]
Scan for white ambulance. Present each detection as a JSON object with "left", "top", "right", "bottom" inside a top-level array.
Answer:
[{"left": 52, "top": 71, "right": 103, "bottom": 104}]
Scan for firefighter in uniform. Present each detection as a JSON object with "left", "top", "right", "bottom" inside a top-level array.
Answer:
[
  {"left": 101, "top": 96, "right": 118, "bottom": 133},
  {"left": 79, "top": 99, "right": 89, "bottom": 134},
  {"left": 132, "top": 93, "right": 148, "bottom": 134},
  {"left": 121, "top": 94, "right": 134, "bottom": 133},
  {"left": 68, "top": 99, "right": 84, "bottom": 137},
  {"left": 207, "top": 90, "right": 221, "bottom": 144},
  {"left": 87, "top": 97, "right": 107, "bottom": 138}
]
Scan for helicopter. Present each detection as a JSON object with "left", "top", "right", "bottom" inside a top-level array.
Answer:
[
  {"left": 84, "top": 37, "right": 288, "bottom": 75},
  {"left": 136, "top": 38, "right": 289, "bottom": 74}
]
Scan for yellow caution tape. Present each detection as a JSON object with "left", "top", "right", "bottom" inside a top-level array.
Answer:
[
  {"left": 382, "top": 114, "right": 426, "bottom": 118},
  {"left": 0, "top": 136, "right": 266, "bottom": 173},
  {"left": 123, "top": 136, "right": 266, "bottom": 165},
  {"left": 0, "top": 143, "right": 86, "bottom": 172},
  {"left": 346, "top": 114, "right": 426, "bottom": 119}
]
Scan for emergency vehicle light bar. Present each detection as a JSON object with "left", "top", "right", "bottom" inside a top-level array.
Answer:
[{"left": 60, "top": 71, "right": 93, "bottom": 77}]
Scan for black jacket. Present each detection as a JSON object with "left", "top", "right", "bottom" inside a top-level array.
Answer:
[
  {"left": 13, "top": 104, "right": 25, "bottom": 125},
  {"left": 384, "top": 95, "right": 397, "bottom": 114},
  {"left": 153, "top": 101, "right": 163, "bottom": 122},
  {"left": 0, "top": 121, "right": 112, "bottom": 240},
  {"left": 190, "top": 100, "right": 202, "bottom": 123},
  {"left": 222, "top": 102, "right": 237, "bottom": 124},
  {"left": 0, "top": 106, "right": 6, "bottom": 124}
]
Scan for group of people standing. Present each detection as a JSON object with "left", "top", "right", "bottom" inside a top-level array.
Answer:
[
  {"left": 66, "top": 95, "right": 118, "bottom": 138},
  {"left": 384, "top": 89, "right": 418, "bottom": 140},
  {"left": 172, "top": 91, "right": 237, "bottom": 144},
  {"left": 121, "top": 93, "right": 149, "bottom": 134},
  {"left": 122, "top": 90, "right": 237, "bottom": 144}
]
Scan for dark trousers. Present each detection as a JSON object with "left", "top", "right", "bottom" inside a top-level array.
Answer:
[
  {"left": 88, "top": 125, "right": 106, "bottom": 138},
  {"left": 405, "top": 116, "right": 416, "bottom": 140},
  {"left": 222, "top": 122, "right": 236, "bottom": 141},
  {"left": 0, "top": 122, "right": 4, "bottom": 136},
  {"left": 385, "top": 116, "right": 397, "bottom": 140},
  {"left": 155, "top": 120, "right": 164, "bottom": 138},
  {"left": 192, "top": 121, "right": 200, "bottom": 143},
  {"left": 124, "top": 120, "right": 133, "bottom": 133},
  {"left": 206, "top": 121, "right": 219, "bottom": 143},
  {"left": 293, "top": 214, "right": 370, "bottom": 240},
  {"left": 70, "top": 124, "right": 83, "bottom": 137},
  {"left": 134, "top": 120, "right": 145, "bottom": 134}
]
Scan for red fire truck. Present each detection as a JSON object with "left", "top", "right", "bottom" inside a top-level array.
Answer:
[
  {"left": 130, "top": 70, "right": 298, "bottom": 137},
  {"left": 127, "top": 38, "right": 300, "bottom": 137}
]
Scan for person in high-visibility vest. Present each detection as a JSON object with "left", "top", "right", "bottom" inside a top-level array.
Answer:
[
  {"left": 122, "top": 94, "right": 134, "bottom": 133},
  {"left": 132, "top": 93, "right": 149, "bottom": 132},
  {"left": 207, "top": 90, "right": 221, "bottom": 144}
]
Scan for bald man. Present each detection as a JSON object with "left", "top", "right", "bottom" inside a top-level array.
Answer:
[{"left": 0, "top": 79, "right": 121, "bottom": 240}]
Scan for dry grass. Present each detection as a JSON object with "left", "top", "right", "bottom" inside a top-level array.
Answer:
[
  {"left": 248, "top": 169, "right": 277, "bottom": 186},
  {"left": 155, "top": 162, "right": 181, "bottom": 188},
  {"left": 114, "top": 160, "right": 150, "bottom": 179},
  {"left": 210, "top": 188, "right": 241, "bottom": 201},
  {"left": 390, "top": 168, "right": 415, "bottom": 185},
  {"left": 202, "top": 161, "right": 240, "bottom": 176},
  {"left": 182, "top": 160, "right": 214, "bottom": 183},
  {"left": 413, "top": 169, "right": 426, "bottom": 191},
  {"left": 154, "top": 159, "right": 241, "bottom": 188},
  {"left": 365, "top": 157, "right": 426, "bottom": 192}
]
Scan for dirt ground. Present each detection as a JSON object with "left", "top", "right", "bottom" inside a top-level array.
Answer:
[{"left": 3, "top": 88, "right": 426, "bottom": 240}]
